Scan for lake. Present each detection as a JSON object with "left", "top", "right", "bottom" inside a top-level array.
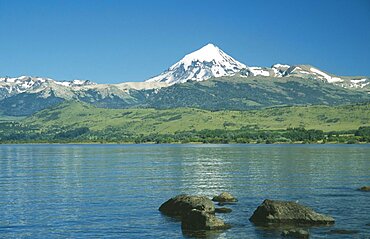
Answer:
[{"left": 0, "top": 144, "right": 369, "bottom": 238}]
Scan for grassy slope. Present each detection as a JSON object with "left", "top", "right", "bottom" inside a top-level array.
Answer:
[
  {"left": 23, "top": 101, "right": 370, "bottom": 134},
  {"left": 0, "top": 114, "right": 25, "bottom": 122}
]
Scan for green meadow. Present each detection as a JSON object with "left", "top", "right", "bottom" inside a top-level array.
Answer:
[{"left": 23, "top": 101, "right": 369, "bottom": 134}]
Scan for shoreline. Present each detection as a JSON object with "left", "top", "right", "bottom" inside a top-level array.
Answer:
[{"left": 1, "top": 141, "right": 369, "bottom": 145}]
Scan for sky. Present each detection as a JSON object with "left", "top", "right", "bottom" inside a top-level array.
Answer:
[{"left": 0, "top": 0, "right": 369, "bottom": 84}]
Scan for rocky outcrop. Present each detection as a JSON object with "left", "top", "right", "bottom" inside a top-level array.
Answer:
[
  {"left": 181, "top": 209, "right": 230, "bottom": 230},
  {"left": 249, "top": 199, "right": 335, "bottom": 225},
  {"left": 159, "top": 194, "right": 215, "bottom": 217},
  {"left": 359, "top": 186, "right": 370, "bottom": 191},
  {"left": 281, "top": 229, "right": 309, "bottom": 238},
  {"left": 160, "top": 194, "right": 230, "bottom": 231},
  {"left": 212, "top": 192, "right": 237, "bottom": 203}
]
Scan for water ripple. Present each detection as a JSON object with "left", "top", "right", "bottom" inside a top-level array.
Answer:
[{"left": 0, "top": 144, "right": 369, "bottom": 238}]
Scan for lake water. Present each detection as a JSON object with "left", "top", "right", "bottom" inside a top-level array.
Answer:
[{"left": 0, "top": 144, "right": 369, "bottom": 238}]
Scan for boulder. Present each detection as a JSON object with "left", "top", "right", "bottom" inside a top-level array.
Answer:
[
  {"left": 249, "top": 199, "right": 335, "bottom": 225},
  {"left": 281, "top": 229, "right": 309, "bottom": 238},
  {"left": 181, "top": 209, "right": 230, "bottom": 230},
  {"left": 359, "top": 186, "right": 370, "bottom": 191},
  {"left": 215, "top": 207, "right": 232, "bottom": 213},
  {"left": 212, "top": 192, "right": 237, "bottom": 202},
  {"left": 159, "top": 194, "right": 215, "bottom": 217}
]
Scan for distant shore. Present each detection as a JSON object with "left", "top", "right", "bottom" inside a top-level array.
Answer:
[
  {"left": 1, "top": 141, "right": 369, "bottom": 145},
  {"left": 1, "top": 126, "right": 369, "bottom": 145}
]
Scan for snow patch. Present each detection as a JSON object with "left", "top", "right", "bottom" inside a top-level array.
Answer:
[
  {"left": 249, "top": 67, "right": 270, "bottom": 77},
  {"left": 71, "top": 80, "right": 87, "bottom": 85},
  {"left": 291, "top": 67, "right": 302, "bottom": 73},
  {"left": 362, "top": 82, "right": 370, "bottom": 88},
  {"left": 273, "top": 64, "right": 290, "bottom": 68},
  {"left": 310, "top": 67, "right": 343, "bottom": 83},
  {"left": 54, "top": 81, "right": 71, "bottom": 87},
  {"left": 351, "top": 78, "right": 367, "bottom": 83}
]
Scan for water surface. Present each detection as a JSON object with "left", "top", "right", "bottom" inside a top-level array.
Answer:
[{"left": 0, "top": 144, "right": 369, "bottom": 238}]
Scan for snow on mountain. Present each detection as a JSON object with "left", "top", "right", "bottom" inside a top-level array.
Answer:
[
  {"left": 145, "top": 43, "right": 369, "bottom": 90},
  {"left": 279, "top": 65, "right": 370, "bottom": 89},
  {"left": 1, "top": 44, "right": 369, "bottom": 102},
  {"left": 146, "top": 43, "right": 247, "bottom": 84},
  {"left": 0, "top": 76, "right": 96, "bottom": 100},
  {"left": 241, "top": 66, "right": 281, "bottom": 77},
  {"left": 146, "top": 43, "right": 311, "bottom": 83},
  {"left": 54, "top": 79, "right": 95, "bottom": 87},
  {"left": 309, "top": 67, "right": 343, "bottom": 83}
]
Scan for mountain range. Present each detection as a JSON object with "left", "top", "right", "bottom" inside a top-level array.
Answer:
[
  {"left": 1, "top": 43, "right": 369, "bottom": 116},
  {"left": 146, "top": 44, "right": 369, "bottom": 88}
]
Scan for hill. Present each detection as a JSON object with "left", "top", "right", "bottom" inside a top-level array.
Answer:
[
  {"left": 1, "top": 101, "right": 368, "bottom": 143},
  {"left": 18, "top": 101, "right": 370, "bottom": 132}
]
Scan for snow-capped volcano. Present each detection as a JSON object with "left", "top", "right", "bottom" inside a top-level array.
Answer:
[
  {"left": 145, "top": 44, "right": 369, "bottom": 89},
  {"left": 146, "top": 43, "right": 247, "bottom": 84}
]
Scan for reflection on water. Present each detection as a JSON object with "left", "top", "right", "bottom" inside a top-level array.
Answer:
[
  {"left": 0, "top": 144, "right": 369, "bottom": 238},
  {"left": 180, "top": 148, "right": 234, "bottom": 196}
]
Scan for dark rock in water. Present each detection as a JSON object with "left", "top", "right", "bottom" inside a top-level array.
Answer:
[
  {"left": 212, "top": 192, "right": 238, "bottom": 202},
  {"left": 159, "top": 194, "right": 215, "bottom": 217},
  {"left": 359, "top": 186, "right": 370, "bottom": 191},
  {"left": 327, "top": 229, "right": 359, "bottom": 234},
  {"left": 215, "top": 207, "right": 232, "bottom": 213},
  {"left": 218, "top": 202, "right": 237, "bottom": 206},
  {"left": 249, "top": 199, "right": 335, "bottom": 225},
  {"left": 281, "top": 229, "right": 309, "bottom": 238},
  {"left": 366, "top": 223, "right": 370, "bottom": 226},
  {"left": 181, "top": 209, "right": 230, "bottom": 230},
  {"left": 160, "top": 195, "right": 230, "bottom": 232}
]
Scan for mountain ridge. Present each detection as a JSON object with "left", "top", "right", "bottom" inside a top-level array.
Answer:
[
  {"left": 145, "top": 43, "right": 370, "bottom": 88},
  {"left": 2, "top": 44, "right": 369, "bottom": 93},
  {"left": 1, "top": 43, "right": 369, "bottom": 116}
]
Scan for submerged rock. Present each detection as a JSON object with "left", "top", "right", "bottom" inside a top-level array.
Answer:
[
  {"left": 249, "top": 199, "right": 335, "bottom": 225},
  {"left": 327, "top": 229, "right": 359, "bottom": 235},
  {"left": 212, "top": 192, "right": 238, "bottom": 202},
  {"left": 215, "top": 207, "right": 232, "bottom": 213},
  {"left": 181, "top": 209, "right": 230, "bottom": 230},
  {"left": 359, "top": 186, "right": 370, "bottom": 191},
  {"left": 159, "top": 194, "right": 215, "bottom": 217},
  {"left": 281, "top": 229, "right": 309, "bottom": 238}
]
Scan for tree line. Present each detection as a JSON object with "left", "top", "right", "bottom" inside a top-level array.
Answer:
[{"left": 0, "top": 122, "right": 369, "bottom": 144}]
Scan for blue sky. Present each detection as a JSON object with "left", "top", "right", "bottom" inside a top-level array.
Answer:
[{"left": 0, "top": 0, "right": 369, "bottom": 83}]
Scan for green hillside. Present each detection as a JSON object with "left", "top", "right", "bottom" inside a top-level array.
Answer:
[
  {"left": 23, "top": 101, "right": 370, "bottom": 134},
  {"left": 1, "top": 101, "right": 369, "bottom": 143}
]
